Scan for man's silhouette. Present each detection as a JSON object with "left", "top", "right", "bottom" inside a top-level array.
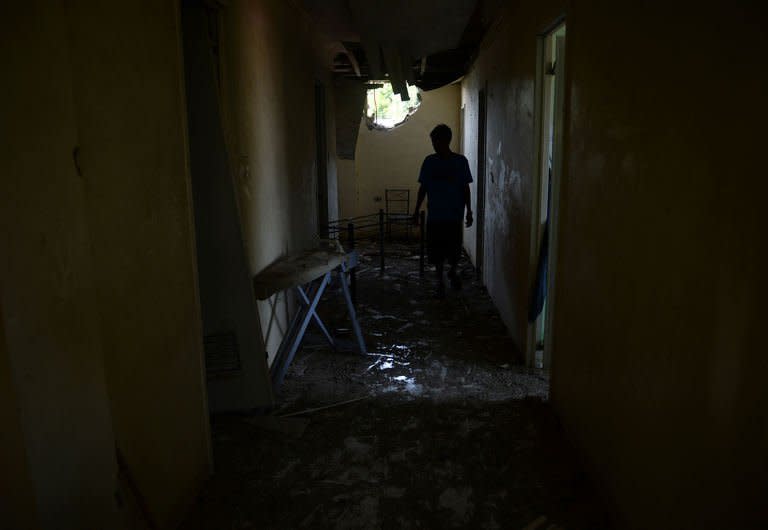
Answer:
[{"left": 413, "top": 124, "right": 473, "bottom": 298}]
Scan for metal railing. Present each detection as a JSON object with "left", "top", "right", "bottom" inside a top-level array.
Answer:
[{"left": 323, "top": 209, "right": 427, "bottom": 303}]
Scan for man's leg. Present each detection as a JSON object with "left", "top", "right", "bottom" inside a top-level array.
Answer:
[
  {"left": 447, "top": 257, "right": 461, "bottom": 290},
  {"left": 448, "top": 254, "right": 458, "bottom": 275},
  {"left": 435, "top": 259, "right": 446, "bottom": 298},
  {"left": 447, "top": 222, "right": 462, "bottom": 290}
]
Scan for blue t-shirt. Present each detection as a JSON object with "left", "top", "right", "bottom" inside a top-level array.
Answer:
[{"left": 418, "top": 153, "right": 473, "bottom": 222}]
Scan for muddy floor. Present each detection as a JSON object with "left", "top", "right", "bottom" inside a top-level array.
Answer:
[{"left": 181, "top": 242, "right": 610, "bottom": 529}]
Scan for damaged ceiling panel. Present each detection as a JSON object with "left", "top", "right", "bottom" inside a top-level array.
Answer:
[
  {"left": 302, "top": 0, "right": 504, "bottom": 94},
  {"left": 301, "top": 0, "right": 503, "bottom": 159}
]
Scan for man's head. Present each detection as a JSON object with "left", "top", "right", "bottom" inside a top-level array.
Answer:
[{"left": 430, "top": 124, "right": 452, "bottom": 155}]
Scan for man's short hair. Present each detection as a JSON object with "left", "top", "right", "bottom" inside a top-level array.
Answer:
[{"left": 430, "top": 124, "right": 452, "bottom": 143}]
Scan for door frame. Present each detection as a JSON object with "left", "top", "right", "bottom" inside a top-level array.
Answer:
[
  {"left": 475, "top": 85, "right": 488, "bottom": 279},
  {"left": 526, "top": 18, "right": 566, "bottom": 370}
]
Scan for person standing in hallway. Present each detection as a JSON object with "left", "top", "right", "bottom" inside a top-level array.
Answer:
[{"left": 412, "top": 124, "right": 473, "bottom": 298}]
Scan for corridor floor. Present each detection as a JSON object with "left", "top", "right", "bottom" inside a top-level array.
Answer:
[{"left": 181, "top": 243, "right": 610, "bottom": 529}]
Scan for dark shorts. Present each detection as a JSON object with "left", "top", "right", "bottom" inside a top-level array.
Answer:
[{"left": 426, "top": 220, "right": 463, "bottom": 265}]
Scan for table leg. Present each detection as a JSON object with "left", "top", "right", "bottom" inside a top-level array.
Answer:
[
  {"left": 340, "top": 262, "right": 366, "bottom": 355},
  {"left": 297, "top": 284, "right": 336, "bottom": 349},
  {"left": 271, "top": 272, "right": 331, "bottom": 387}
]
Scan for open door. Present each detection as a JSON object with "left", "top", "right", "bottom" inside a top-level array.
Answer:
[
  {"left": 181, "top": 1, "right": 273, "bottom": 412},
  {"left": 528, "top": 21, "right": 566, "bottom": 370}
]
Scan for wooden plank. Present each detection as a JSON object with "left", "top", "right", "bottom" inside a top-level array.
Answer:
[{"left": 252, "top": 241, "right": 349, "bottom": 300}]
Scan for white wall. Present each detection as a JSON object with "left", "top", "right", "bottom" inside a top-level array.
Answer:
[{"left": 340, "top": 83, "right": 462, "bottom": 221}]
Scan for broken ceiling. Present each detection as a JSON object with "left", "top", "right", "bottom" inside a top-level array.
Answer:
[{"left": 301, "top": 0, "right": 504, "bottom": 97}]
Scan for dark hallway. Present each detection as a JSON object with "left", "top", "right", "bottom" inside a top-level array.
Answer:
[
  {"left": 182, "top": 244, "right": 606, "bottom": 529},
  {"left": 2, "top": 1, "right": 767, "bottom": 529}
]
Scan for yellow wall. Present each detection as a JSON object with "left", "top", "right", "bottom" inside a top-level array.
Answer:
[
  {"left": 552, "top": 3, "right": 767, "bottom": 528},
  {"left": 0, "top": 305, "right": 38, "bottom": 529},
  {"left": 1, "top": 1, "right": 213, "bottom": 527},
  {"left": 0, "top": 3, "right": 124, "bottom": 527},
  {"left": 220, "top": 0, "right": 339, "bottom": 364},
  {"left": 1, "top": 0, "right": 341, "bottom": 521},
  {"left": 464, "top": 1, "right": 768, "bottom": 528},
  {"left": 66, "top": 3, "right": 212, "bottom": 527},
  {"left": 340, "top": 83, "right": 461, "bottom": 220}
]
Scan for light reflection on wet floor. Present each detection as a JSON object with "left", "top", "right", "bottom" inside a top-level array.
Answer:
[{"left": 278, "top": 245, "right": 548, "bottom": 411}]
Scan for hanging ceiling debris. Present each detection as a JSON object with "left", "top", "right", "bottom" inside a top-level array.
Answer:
[{"left": 301, "top": 0, "right": 504, "bottom": 98}]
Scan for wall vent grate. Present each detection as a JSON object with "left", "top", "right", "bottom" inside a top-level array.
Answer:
[{"left": 204, "top": 331, "right": 241, "bottom": 378}]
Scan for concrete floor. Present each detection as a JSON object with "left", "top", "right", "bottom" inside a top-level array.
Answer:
[{"left": 182, "top": 242, "right": 610, "bottom": 529}]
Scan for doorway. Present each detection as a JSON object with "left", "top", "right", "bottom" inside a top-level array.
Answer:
[
  {"left": 475, "top": 86, "right": 488, "bottom": 279},
  {"left": 528, "top": 20, "right": 566, "bottom": 370}
]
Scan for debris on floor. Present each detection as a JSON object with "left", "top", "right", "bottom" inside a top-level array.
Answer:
[{"left": 181, "top": 242, "right": 610, "bottom": 529}]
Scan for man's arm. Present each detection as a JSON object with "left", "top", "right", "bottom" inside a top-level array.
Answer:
[
  {"left": 464, "top": 183, "right": 473, "bottom": 227},
  {"left": 461, "top": 156, "right": 474, "bottom": 227},
  {"left": 412, "top": 185, "right": 426, "bottom": 224}
]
